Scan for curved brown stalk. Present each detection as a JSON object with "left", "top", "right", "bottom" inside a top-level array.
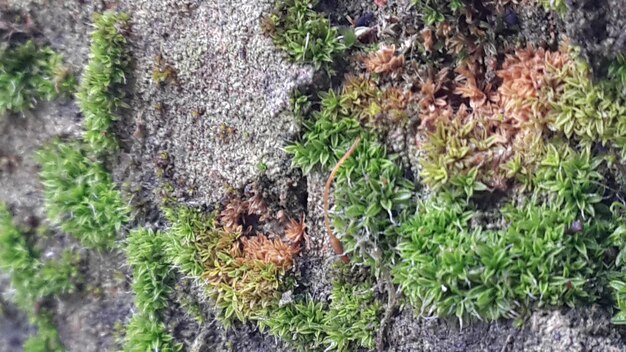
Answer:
[{"left": 324, "top": 136, "right": 361, "bottom": 264}]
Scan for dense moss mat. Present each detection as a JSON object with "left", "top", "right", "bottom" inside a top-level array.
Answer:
[{"left": 280, "top": 0, "right": 626, "bottom": 329}]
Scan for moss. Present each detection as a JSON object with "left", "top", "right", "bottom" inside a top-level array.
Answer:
[
  {"left": 0, "top": 40, "right": 76, "bottom": 114},
  {"left": 164, "top": 205, "right": 299, "bottom": 324},
  {"left": 123, "top": 228, "right": 180, "bottom": 350},
  {"left": 123, "top": 312, "right": 181, "bottom": 352},
  {"left": 264, "top": 0, "right": 346, "bottom": 72},
  {"left": 537, "top": 0, "right": 567, "bottom": 15},
  {"left": 547, "top": 57, "right": 626, "bottom": 158},
  {"left": 258, "top": 265, "right": 382, "bottom": 351},
  {"left": 609, "top": 215, "right": 626, "bottom": 323},
  {"left": 77, "top": 12, "right": 131, "bottom": 154},
  {"left": 37, "top": 140, "right": 131, "bottom": 249},
  {"left": 0, "top": 204, "right": 79, "bottom": 352},
  {"left": 277, "top": 0, "right": 626, "bottom": 341},
  {"left": 126, "top": 228, "right": 174, "bottom": 315},
  {"left": 393, "top": 146, "right": 619, "bottom": 323},
  {"left": 23, "top": 315, "right": 64, "bottom": 352}
]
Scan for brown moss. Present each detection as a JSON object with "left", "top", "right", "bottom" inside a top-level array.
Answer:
[
  {"left": 363, "top": 45, "right": 405, "bottom": 75},
  {"left": 416, "top": 45, "right": 571, "bottom": 191}
]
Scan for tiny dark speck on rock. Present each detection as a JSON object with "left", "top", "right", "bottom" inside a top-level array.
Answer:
[{"left": 355, "top": 12, "right": 375, "bottom": 27}]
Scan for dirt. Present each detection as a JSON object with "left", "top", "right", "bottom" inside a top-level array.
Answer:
[
  {"left": 565, "top": 0, "right": 626, "bottom": 79},
  {"left": 1, "top": 0, "right": 626, "bottom": 351}
]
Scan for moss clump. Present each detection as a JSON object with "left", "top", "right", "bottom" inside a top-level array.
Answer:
[
  {"left": 608, "top": 210, "right": 626, "bottom": 324},
  {"left": 393, "top": 146, "right": 622, "bottom": 323},
  {"left": 165, "top": 203, "right": 301, "bottom": 324},
  {"left": 258, "top": 265, "right": 383, "bottom": 351},
  {"left": 0, "top": 40, "right": 76, "bottom": 114},
  {"left": 548, "top": 58, "right": 626, "bottom": 158},
  {"left": 286, "top": 90, "right": 414, "bottom": 269},
  {"left": 264, "top": 0, "right": 346, "bottom": 72},
  {"left": 77, "top": 12, "right": 131, "bottom": 154},
  {"left": 0, "top": 203, "right": 79, "bottom": 352},
  {"left": 258, "top": 300, "right": 327, "bottom": 350},
  {"left": 22, "top": 315, "right": 64, "bottom": 352},
  {"left": 37, "top": 140, "right": 131, "bottom": 248},
  {"left": 126, "top": 228, "right": 174, "bottom": 315},
  {"left": 123, "top": 312, "right": 181, "bottom": 352},
  {"left": 123, "top": 228, "right": 180, "bottom": 352}
]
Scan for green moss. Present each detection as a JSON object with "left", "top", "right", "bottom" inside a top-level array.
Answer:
[
  {"left": 23, "top": 315, "right": 64, "bottom": 352},
  {"left": 608, "top": 54, "right": 626, "bottom": 88},
  {"left": 258, "top": 266, "right": 382, "bottom": 352},
  {"left": 126, "top": 228, "right": 173, "bottom": 315},
  {"left": 393, "top": 185, "right": 618, "bottom": 323},
  {"left": 77, "top": 12, "right": 131, "bottom": 154},
  {"left": 331, "top": 137, "right": 414, "bottom": 268},
  {"left": 534, "top": 144, "right": 606, "bottom": 219},
  {"left": 0, "top": 204, "right": 79, "bottom": 352},
  {"left": 123, "top": 312, "right": 181, "bottom": 352},
  {"left": 163, "top": 206, "right": 206, "bottom": 278},
  {"left": 265, "top": 0, "right": 346, "bottom": 72},
  {"left": 286, "top": 90, "right": 414, "bottom": 269},
  {"left": 258, "top": 299, "right": 327, "bottom": 351},
  {"left": 164, "top": 206, "right": 289, "bottom": 324},
  {"left": 37, "top": 140, "right": 130, "bottom": 248},
  {"left": 123, "top": 228, "right": 180, "bottom": 350},
  {"left": 0, "top": 40, "right": 76, "bottom": 114},
  {"left": 537, "top": 0, "right": 567, "bottom": 15},
  {"left": 548, "top": 58, "right": 626, "bottom": 157},
  {"left": 609, "top": 224, "right": 626, "bottom": 323},
  {"left": 323, "top": 275, "right": 382, "bottom": 351}
]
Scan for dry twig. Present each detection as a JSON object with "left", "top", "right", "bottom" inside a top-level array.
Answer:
[{"left": 323, "top": 136, "right": 362, "bottom": 264}]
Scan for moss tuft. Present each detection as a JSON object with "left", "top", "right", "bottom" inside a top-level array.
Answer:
[
  {"left": 37, "top": 140, "right": 130, "bottom": 249},
  {"left": 0, "top": 40, "right": 76, "bottom": 114},
  {"left": 264, "top": 0, "right": 346, "bottom": 72},
  {"left": 77, "top": 12, "right": 131, "bottom": 154}
]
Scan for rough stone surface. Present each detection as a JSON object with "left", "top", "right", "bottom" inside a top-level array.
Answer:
[
  {"left": 124, "top": 0, "right": 312, "bottom": 206},
  {"left": 565, "top": 0, "right": 626, "bottom": 79}
]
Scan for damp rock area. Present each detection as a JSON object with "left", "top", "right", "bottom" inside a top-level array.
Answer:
[{"left": 1, "top": 0, "right": 626, "bottom": 352}]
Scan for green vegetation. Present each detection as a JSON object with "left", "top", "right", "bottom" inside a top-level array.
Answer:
[
  {"left": 0, "top": 40, "right": 76, "bottom": 114},
  {"left": 163, "top": 207, "right": 206, "bottom": 278},
  {"left": 390, "top": 145, "right": 624, "bottom": 323},
  {"left": 393, "top": 193, "right": 616, "bottom": 322},
  {"left": 534, "top": 144, "right": 605, "bottom": 218},
  {"left": 286, "top": 90, "right": 414, "bottom": 269},
  {"left": 537, "top": 0, "right": 567, "bottom": 15},
  {"left": 124, "top": 312, "right": 180, "bottom": 352},
  {"left": 126, "top": 228, "right": 174, "bottom": 315},
  {"left": 23, "top": 315, "right": 64, "bottom": 352},
  {"left": 164, "top": 206, "right": 293, "bottom": 324},
  {"left": 37, "top": 140, "right": 130, "bottom": 248},
  {"left": 77, "top": 12, "right": 131, "bottom": 154},
  {"left": 123, "top": 228, "right": 180, "bottom": 352},
  {"left": 259, "top": 300, "right": 327, "bottom": 350},
  {"left": 609, "top": 213, "right": 626, "bottom": 324},
  {"left": 0, "top": 203, "right": 79, "bottom": 352},
  {"left": 259, "top": 266, "right": 382, "bottom": 351},
  {"left": 411, "top": 0, "right": 461, "bottom": 25},
  {"left": 548, "top": 58, "right": 626, "bottom": 156},
  {"left": 263, "top": 0, "right": 346, "bottom": 72},
  {"left": 280, "top": 5, "right": 626, "bottom": 334}
]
